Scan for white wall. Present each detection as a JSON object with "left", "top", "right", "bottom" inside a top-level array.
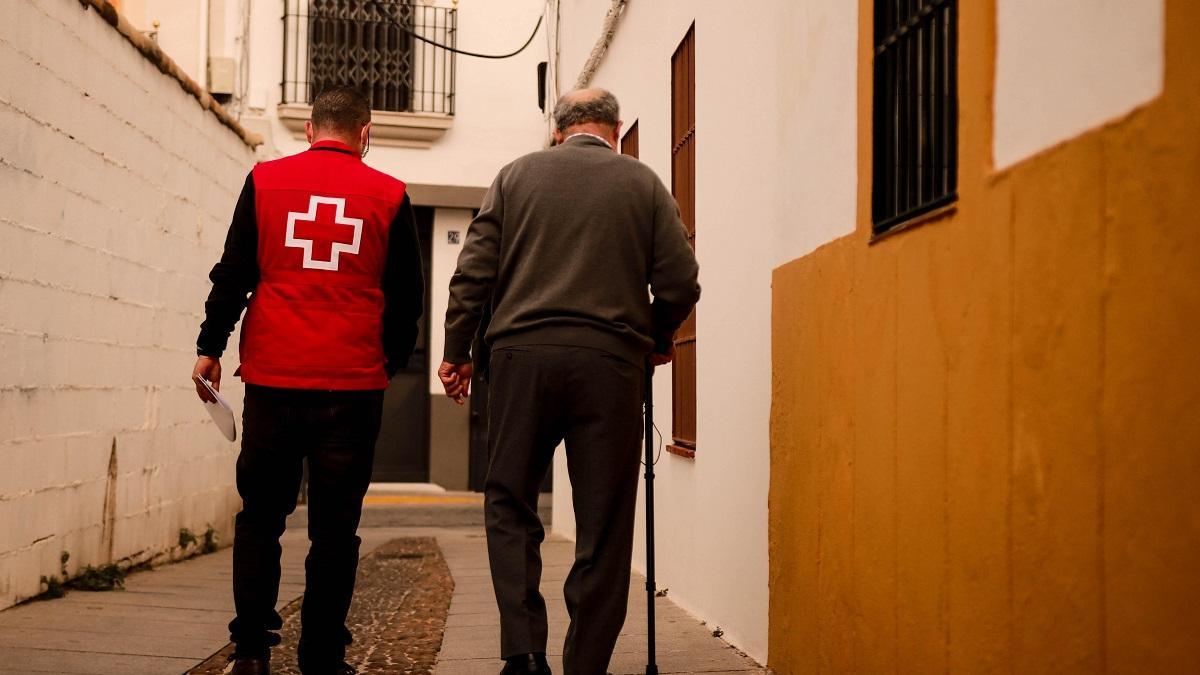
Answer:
[
  {"left": 551, "top": 0, "right": 860, "bottom": 661},
  {"left": 770, "top": 0, "right": 860, "bottom": 263},
  {"left": 429, "top": 208, "right": 473, "bottom": 394},
  {"left": 119, "top": 0, "right": 207, "bottom": 83},
  {"left": 0, "top": 0, "right": 256, "bottom": 609},
  {"left": 552, "top": 0, "right": 864, "bottom": 662},
  {"left": 994, "top": 0, "right": 1164, "bottom": 169},
  {"left": 120, "top": 0, "right": 250, "bottom": 106}
]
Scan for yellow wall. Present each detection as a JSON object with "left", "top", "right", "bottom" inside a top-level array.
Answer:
[{"left": 768, "top": 0, "right": 1200, "bottom": 672}]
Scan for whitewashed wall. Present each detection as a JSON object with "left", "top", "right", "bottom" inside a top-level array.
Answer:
[
  {"left": 118, "top": 0, "right": 208, "bottom": 83},
  {"left": 0, "top": 0, "right": 255, "bottom": 609},
  {"left": 994, "top": 0, "right": 1165, "bottom": 169},
  {"left": 429, "top": 208, "right": 473, "bottom": 395},
  {"left": 551, "top": 0, "right": 864, "bottom": 662}
]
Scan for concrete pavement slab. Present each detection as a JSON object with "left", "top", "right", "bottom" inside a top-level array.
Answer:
[
  {"left": 432, "top": 529, "right": 765, "bottom": 673},
  {"left": 0, "top": 515, "right": 326, "bottom": 675},
  {"left": 0, "top": 646, "right": 197, "bottom": 675}
]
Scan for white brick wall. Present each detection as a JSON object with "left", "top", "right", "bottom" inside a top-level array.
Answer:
[{"left": 0, "top": 0, "right": 255, "bottom": 608}]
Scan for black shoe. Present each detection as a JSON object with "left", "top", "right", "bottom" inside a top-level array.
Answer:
[
  {"left": 229, "top": 657, "right": 270, "bottom": 675},
  {"left": 501, "top": 653, "right": 551, "bottom": 675}
]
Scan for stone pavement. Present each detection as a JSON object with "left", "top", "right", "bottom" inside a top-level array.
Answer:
[
  {"left": 433, "top": 530, "right": 764, "bottom": 674},
  {"left": 189, "top": 537, "right": 454, "bottom": 674},
  {"left": 0, "top": 533, "right": 297, "bottom": 674},
  {"left": 0, "top": 494, "right": 765, "bottom": 674}
]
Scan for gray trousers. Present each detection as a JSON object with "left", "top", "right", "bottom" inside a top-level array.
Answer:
[{"left": 484, "top": 345, "right": 645, "bottom": 674}]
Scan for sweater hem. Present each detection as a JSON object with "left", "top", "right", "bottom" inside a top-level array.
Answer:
[{"left": 491, "top": 327, "right": 648, "bottom": 366}]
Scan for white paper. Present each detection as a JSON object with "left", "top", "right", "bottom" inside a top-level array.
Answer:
[{"left": 195, "top": 376, "right": 237, "bottom": 442}]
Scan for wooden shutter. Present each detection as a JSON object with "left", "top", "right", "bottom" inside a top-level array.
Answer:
[
  {"left": 621, "top": 120, "right": 639, "bottom": 158},
  {"left": 669, "top": 24, "right": 697, "bottom": 458}
]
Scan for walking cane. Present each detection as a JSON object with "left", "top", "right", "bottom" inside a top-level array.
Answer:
[{"left": 643, "top": 365, "right": 659, "bottom": 675}]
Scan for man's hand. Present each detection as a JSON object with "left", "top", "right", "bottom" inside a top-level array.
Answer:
[
  {"left": 192, "top": 356, "right": 222, "bottom": 403},
  {"left": 649, "top": 344, "right": 676, "bottom": 368},
  {"left": 438, "top": 361, "right": 474, "bottom": 405}
]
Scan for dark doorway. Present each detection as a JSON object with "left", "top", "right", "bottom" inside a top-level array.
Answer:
[{"left": 373, "top": 205, "right": 434, "bottom": 482}]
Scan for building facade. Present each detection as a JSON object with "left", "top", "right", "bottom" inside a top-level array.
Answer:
[
  {"left": 552, "top": 0, "right": 1198, "bottom": 670},
  {"left": 771, "top": 0, "right": 1200, "bottom": 672}
]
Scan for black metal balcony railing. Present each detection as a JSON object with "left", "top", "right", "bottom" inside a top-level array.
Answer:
[{"left": 282, "top": 0, "right": 457, "bottom": 115}]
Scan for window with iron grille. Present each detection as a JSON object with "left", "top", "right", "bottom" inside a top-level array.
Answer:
[
  {"left": 282, "top": 0, "right": 456, "bottom": 115},
  {"left": 669, "top": 24, "right": 697, "bottom": 459},
  {"left": 872, "top": 0, "right": 957, "bottom": 234}
]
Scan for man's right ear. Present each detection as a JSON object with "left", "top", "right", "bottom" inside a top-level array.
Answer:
[{"left": 304, "top": 120, "right": 314, "bottom": 144}]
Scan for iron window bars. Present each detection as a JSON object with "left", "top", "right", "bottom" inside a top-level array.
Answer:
[
  {"left": 282, "top": 0, "right": 457, "bottom": 115},
  {"left": 872, "top": 0, "right": 957, "bottom": 234}
]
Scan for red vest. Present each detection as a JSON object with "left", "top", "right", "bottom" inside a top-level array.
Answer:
[{"left": 239, "top": 140, "right": 406, "bottom": 390}]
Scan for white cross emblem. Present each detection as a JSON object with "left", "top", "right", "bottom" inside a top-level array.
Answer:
[{"left": 284, "top": 195, "right": 363, "bottom": 271}]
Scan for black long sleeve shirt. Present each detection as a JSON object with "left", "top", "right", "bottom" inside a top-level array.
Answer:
[{"left": 196, "top": 172, "right": 424, "bottom": 378}]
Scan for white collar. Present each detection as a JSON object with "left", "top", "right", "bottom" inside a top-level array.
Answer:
[{"left": 564, "top": 132, "right": 613, "bottom": 149}]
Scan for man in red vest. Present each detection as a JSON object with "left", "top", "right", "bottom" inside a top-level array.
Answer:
[{"left": 191, "top": 87, "right": 424, "bottom": 675}]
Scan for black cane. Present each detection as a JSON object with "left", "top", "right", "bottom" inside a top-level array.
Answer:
[{"left": 643, "top": 365, "right": 659, "bottom": 675}]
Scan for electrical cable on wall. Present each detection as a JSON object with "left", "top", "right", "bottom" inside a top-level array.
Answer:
[
  {"left": 405, "top": 14, "right": 543, "bottom": 59},
  {"left": 366, "top": 1, "right": 545, "bottom": 59}
]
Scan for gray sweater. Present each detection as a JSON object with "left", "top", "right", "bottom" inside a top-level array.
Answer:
[{"left": 444, "top": 134, "right": 701, "bottom": 365}]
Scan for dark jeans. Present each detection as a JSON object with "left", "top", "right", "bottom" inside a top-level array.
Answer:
[
  {"left": 229, "top": 384, "right": 383, "bottom": 672},
  {"left": 484, "top": 345, "right": 644, "bottom": 675}
]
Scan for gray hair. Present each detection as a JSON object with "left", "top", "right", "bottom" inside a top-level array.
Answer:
[{"left": 553, "top": 89, "right": 620, "bottom": 133}]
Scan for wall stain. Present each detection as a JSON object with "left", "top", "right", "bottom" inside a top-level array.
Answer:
[{"left": 101, "top": 438, "right": 117, "bottom": 562}]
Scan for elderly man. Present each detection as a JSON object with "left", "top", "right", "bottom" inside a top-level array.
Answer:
[
  {"left": 193, "top": 87, "right": 424, "bottom": 675},
  {"left": 440, "top": 89, "right": 701, "bottom": 674}
]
